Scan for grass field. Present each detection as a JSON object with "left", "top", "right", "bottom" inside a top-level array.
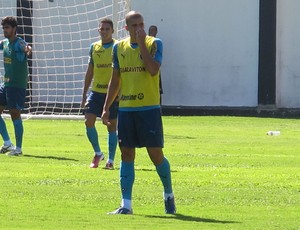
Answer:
[{"left": 0, "top": 116, "right": 299, "bottom": 229}]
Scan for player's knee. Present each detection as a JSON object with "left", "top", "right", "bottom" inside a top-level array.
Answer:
[
  {"left": 85, "top": 119, "right": 95, "bottom": 127},
  {"left": 9, "top": 109, "right": 21, "bottom": 120},
  {"left": 120, "top": 148, "right": 135, "bottom": 161}
]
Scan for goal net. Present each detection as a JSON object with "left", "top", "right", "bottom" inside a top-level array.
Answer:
[{"left": 0, "top": 0, "right": 130, "bottom": 119}]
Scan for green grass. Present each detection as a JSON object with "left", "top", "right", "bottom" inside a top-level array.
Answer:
[{"left": 0, "top": 116, "right": 299, "bottom": 229}]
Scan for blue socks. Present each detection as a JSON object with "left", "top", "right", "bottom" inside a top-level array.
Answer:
[
  {"left": 0, "top": 116, "right": 10, "bottom": 142},
  {"left": 108, "top": 131, "right": 117, "bottom": 162},
  {"left": 156, "top": 157, "right": 173, "bottom": 194},
  {"left": 13, "top": 119, "right": 23, "bottom": 149},
  {"left": 86, "top": 128, "right": 117, "bottom": 160},
  {"left": 120, "top": 161, "right": 135, "bottom": 200},
  {"left": 119, "top": 158, "right": 173, "bottom": 209},
  {"left": 86, "top": 127, "right": 101, "bottom": 153},
  {"left": 0, "top": 117, "right": 23, "bottom": 149}
]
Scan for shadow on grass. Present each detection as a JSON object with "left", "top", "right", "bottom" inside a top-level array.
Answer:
[
  {"left": 23, "top": 154, "right": 79, "bottom": 161},
  {"left": 135, "top": 168, "right": 178, "bottom": 173},
  {"left": 165, "top": 134, "right": 197, "bottom": 140},
  {"left": 99, "top": 168, "right": 176, "bottom": 172},
  {"left": 143, "top": 213, "right": 240, "bottom": 224}
]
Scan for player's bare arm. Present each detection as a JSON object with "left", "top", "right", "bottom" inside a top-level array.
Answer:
[
  {"left": 136, "top": 28, "right": 160, "bottom": 76},
  {"left": 81, "top": 63, "right": 94, "bottom": 107},
  {"left": 101, "top": 68, "right": 121, "bottom": 126}
]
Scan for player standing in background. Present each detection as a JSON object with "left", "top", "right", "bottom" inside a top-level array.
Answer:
[
  {"left": 0, "top": 16, "right": 31, "bottom": 156},
  {"left": 148, "top": 25, "right": 163, "bottom": 104},
  {"left": 102, "top": 11, "right": 176, "bottom": 214},
  {"left": 148, "top": 25, "right": 158, "bottom": 38},
  {"left": 81, "top": 18, "right": 118, "bottom": 170}
]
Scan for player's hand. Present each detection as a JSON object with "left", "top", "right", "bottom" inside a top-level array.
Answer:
[
  {"left": 25, "top": 45, "right": 32, "bottom": 56},
  {"left": 101, "top": 110, "right": 111, "bottom": 126},
  {"left": 136, "top": 28, "right": 146, "bottom": 45}
]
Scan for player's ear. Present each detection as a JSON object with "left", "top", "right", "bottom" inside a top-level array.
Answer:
[{"left": 125, "top": 25, "right": 128, "bottom": 31}]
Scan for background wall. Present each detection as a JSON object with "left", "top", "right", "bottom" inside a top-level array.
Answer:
[
  {"left": 277, "top": 0, "right": 300, "bottom": 108},
  {"left": 1, "top": 0, "right": 300, "bottom": 109},
  {"left": 130, "top": 0, "right": 260, "bottom": 107}
]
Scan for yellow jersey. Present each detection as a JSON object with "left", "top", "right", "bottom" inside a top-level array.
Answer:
[
  {"left": 116, "top": 36, "right": 160, "bottom": 109},
  {"left": 91, "top": 39, "right": 116, "bottom": 93}
]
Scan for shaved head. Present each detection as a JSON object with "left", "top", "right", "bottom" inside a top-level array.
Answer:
[{"left": 125, "top": 11, "right": 143, "bottom": 25}]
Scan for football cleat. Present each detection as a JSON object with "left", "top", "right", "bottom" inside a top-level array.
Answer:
[
  {"left": 6, "top": 149, "right": 22, "bottom": 156},
  {"left": 104, "top": 162, "right": 114, "bottom": 170},
  {"left": 0, "top": 144, "right": 14, "bottom": 154},
  {"left": 89, "top": 153, "right": 104, "bottom": 168},
  {"left": 107, "top": 207, "right": 133, "bottom": 215},
  {"left": 164, "top": 197, "right": 176, "bottom": 214}
]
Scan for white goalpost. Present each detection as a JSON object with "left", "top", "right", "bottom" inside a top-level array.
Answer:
[{"left": 0, "top": 0, "right": 130, "bottom": 119}]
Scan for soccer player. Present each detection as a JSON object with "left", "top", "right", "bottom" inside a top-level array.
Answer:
[
  {"left": 102, "top": 11, "right": 176, "bottom": 214},
  {"left": 81, "top": 18, "right": 118, "bottom": 169},
  {"left": 148, "top": 25, "right": 158, "bottom": 37},
  {"left": 0, "top": 16, "right": 31, "bottom": 156},
  {"left": 148, "top": 25, "right": 163, "bottom": 104}
]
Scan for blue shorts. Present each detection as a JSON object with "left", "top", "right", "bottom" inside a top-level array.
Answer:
[
  {"left": 84, "top": 91, "right": 118, "bottom": 119},
  {"left": 118, "top": 108, "right": 164, "bottom": 148},
  {"left": 0, "top": 84, "right": 26, "bottom": 110}
]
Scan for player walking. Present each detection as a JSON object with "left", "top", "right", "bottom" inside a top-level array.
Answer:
[{"left": 81, "top": 18, "right": 118, "bottom": 169}]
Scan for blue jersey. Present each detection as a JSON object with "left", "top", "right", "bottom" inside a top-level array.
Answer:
[{"left": 0, "top": 37, "right": 29, "bottom": 89}]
